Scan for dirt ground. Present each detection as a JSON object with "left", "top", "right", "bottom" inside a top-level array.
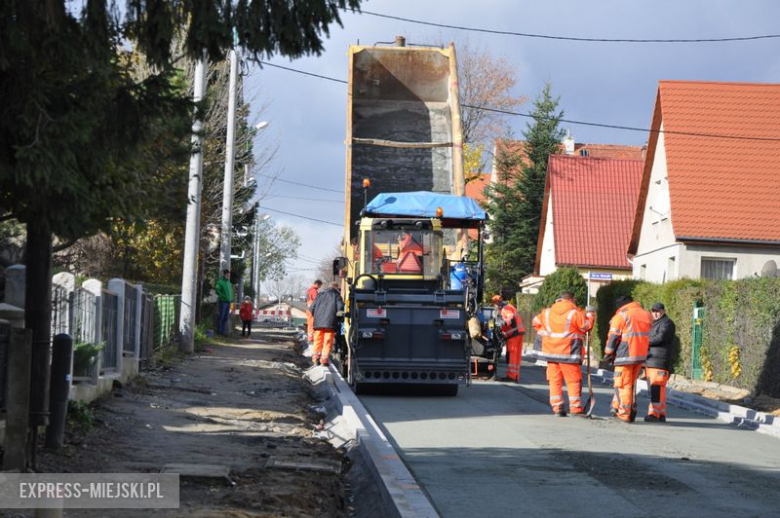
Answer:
[{"left": 28, "top": 331, "right": 357, "bottom": 517}]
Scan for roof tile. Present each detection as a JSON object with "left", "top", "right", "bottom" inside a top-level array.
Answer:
[
  {"left": 659, "top": 81, "right": 780, "bottom": 241},
  {"left": 547, "top": 155, "right": 643, "bottom": 269}
]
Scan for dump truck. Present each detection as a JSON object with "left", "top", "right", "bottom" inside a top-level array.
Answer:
[{"left": 332, "top": 38, "right": 494, "bottom": 395}]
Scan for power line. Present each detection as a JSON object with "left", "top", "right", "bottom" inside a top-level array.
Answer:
[
  {"left": 260, "top": 61, "right": 780, "bottom": 143},
  {"left": 267, "top": 194, "right": 343, "bottom": 203},
  {"left": 262, "top": 206, "right": 343, "bottom": 227},
  {"left": 354, "top": 10, "right": 780, "bottom": 44},
  {"left": 462, "top": 104, "right": 780, "bottom": 142},
  {"left": 256, "top": 172, "right": 344, "bottom": 193},
  {"left": 259, "top": 61, "right": 347, "bottom": 83}
]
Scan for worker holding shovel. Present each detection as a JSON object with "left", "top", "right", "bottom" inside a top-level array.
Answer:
[{"left": 604, "top": 295, "right": 652, "bottom": 423}]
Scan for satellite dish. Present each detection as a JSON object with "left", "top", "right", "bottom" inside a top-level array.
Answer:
[{"left": 761, "top": 260, "right": 778, "bottom": 277}]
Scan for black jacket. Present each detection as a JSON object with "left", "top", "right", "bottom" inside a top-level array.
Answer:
[
  {"left": 646, "top": 314, "right": 675, "bottom": 370},
  {"left": 309, "top": 287, "right": 345, "bottom": 330}
]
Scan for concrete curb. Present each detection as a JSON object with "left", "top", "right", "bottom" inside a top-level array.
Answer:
[
  {"left": 532, "top": 357, "right": 780, "bottom": 438},
  {"left": 315, "top": 365, "right": 440, "bottom": 518}
]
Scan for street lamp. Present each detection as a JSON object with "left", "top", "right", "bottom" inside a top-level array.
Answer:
[{"left": 244, "top": 121, "right": 270, "bottom": 187}]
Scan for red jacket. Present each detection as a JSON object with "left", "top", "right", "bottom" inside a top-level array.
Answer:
[
  {"left": 239, "top": 301, "right": 254, "bottom": 321},
  {"left": 499, "top": 303, "right": 525, "bottom": 339}
]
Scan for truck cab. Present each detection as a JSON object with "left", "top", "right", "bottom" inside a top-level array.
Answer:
[{"left": 334, "top": 192, "right": 488, "bottom": 396}]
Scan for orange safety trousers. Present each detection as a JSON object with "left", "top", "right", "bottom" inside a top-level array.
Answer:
[
  {"left": 312, "top": 329, "right": 335, "bottom": 365},
  {"left": 646, "top": 367, "right": 669, "bottom": 418},
  {"left": 547, "top": 362, "right": 583, "bottom": 413},
  {"left": 611, "top": 364, "right": 643, "bottom": 421},
  {"left": 506, "top": 335, "right": 523, "bottom": 381},
  {"left": 306, "top": 311, "right": 314, "bottom": 341}
]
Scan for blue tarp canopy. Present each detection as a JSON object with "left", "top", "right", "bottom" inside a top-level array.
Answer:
[{"left": 363, "top": 191, "right": 487, "bottom": 226}]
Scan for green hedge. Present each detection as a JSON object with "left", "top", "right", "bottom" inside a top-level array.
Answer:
[{"left": 593, "top": 277, "right": 780, "bottom": 397}]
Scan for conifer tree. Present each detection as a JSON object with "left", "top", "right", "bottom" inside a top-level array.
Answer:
[
  {"left": 0, "top": 0, "right": 362, "bottom": 468},
  {"left": 484, "top": 83, "right": 564, "bottom": 297}
]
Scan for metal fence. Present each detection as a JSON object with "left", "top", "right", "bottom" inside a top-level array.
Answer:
[
  {"left": 51, "top": 284, "right": 70, "bottom": 338},
  {"left": 101, "top": 289, "right": 119, "bottom": 371},
  {"left": 0, "top": 322, "right": 9, "bottom": 412},
  {"left": 71, "top": 287, "right": 97, "bottom": 345},
  {"left": 140, "top": 293, "right": 154, "bottom": 360},
  {"left": 123, "top": 284, "right": 138, "bottom": 355}
]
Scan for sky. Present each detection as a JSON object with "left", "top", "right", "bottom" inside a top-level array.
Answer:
[{"left": 243, "top": 0, "right": 780, "bottom": 283}]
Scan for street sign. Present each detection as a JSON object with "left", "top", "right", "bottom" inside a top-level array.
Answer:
[{"left": 589, "top": 272, "right": 613, "bottom": 280}]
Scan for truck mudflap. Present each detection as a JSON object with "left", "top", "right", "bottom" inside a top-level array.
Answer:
[{"left": 350, "top": 303, "right": 468, "bottom": 385}]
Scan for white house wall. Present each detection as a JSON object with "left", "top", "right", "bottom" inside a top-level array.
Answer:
[
  {"left": 539, "top": 192, "right": 557, "bottom": 275},
  {"left": 633, "top": 123, "right": 680, "bottom": 283},
  {"left": 678, "top": 244, "right": 780, "bottom": 279}
]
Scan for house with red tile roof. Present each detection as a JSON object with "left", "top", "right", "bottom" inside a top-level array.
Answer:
[
  {"left": 464, "top": 173, "right": 491, "bottom": 206},
  {"left": 628, "top": 80, "right": 780, "bottom": 282},
  {"left": 520, "top": 154, "right": 644, "bottom": 294}
]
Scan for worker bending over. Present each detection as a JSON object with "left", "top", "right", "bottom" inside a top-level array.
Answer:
[
  {"left": 604, "top": 295, "right": 652, "bottom": 423},
  {"left": 533, "top": 292, "right": 595, "bottom": 417},
  {"left": 492, "top": 295, "right": 525, "bottom": 382}
]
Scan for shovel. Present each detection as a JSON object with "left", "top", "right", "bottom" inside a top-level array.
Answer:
[{"left": 584, "top": 331, "right": 596, "bottom": 417}]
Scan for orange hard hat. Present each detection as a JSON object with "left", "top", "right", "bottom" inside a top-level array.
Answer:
[{"left": 491, "top": 295, "right": 503, "bottom": 304}]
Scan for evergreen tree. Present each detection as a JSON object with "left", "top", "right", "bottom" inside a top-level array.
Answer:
[
  {"left": 516, "top": 83, "right": 565, "bottom": 277},
  {"left": 484, "top": 83, "right": 564, "bottom": 298},
  {"left": 0, "top": 0, "right": 363, "bottom": 468},
  {"left": 483, "top": 145, "right": 525, "bottom": 297}
]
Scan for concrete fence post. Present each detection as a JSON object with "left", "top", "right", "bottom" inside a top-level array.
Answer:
[{"left": 4, "top": 264, "right": 26, "bottom": 308}]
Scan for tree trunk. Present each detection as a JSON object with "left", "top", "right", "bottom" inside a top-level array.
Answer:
[{"left": 25, "top": 220, "right": 53, "bottom": 468}]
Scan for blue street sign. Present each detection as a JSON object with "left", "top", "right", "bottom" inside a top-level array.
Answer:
[{"left": 589, "top": 272, "right": 613, "bottom": 280}]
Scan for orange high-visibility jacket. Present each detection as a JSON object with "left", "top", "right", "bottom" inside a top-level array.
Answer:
[
  {"left": 532, "top": 299, "right": 594, "bottom": 364},
  {"left": 499, "top": 303, "right": 525, "bottom": 339},
  {"left": 605, "top": 302, "right": 652, "bottom": 365},
  {"left": 306, "top": 285, "right": 319, "bottom": 308}
]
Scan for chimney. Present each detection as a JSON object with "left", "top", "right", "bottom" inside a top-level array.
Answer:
[
  {"left": 563, "top": 129, "right": 575, "bottom": 155},
  {"left": 394, "top": 35, "right": 406, "bottom": 47}
]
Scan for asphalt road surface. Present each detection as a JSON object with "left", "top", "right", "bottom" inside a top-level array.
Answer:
[{"left": 360, "top": 361, "right": 780, "bottom": 518}]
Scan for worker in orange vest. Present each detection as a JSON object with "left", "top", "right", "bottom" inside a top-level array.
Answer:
[
  {"left": 533, "top": 292, "right": 595, "bottom": 417},
  {"left": 305, "top": 280, "right": 322, "bottom": 343},
  {"left": 398, "top": 232, "right": 424, "bottom": 255},
  {"left": 604, "top": 295, "right": 652, "bottom": 423},
  {"left": 492, "top": 295, "right": 525, "bottom": 382}
]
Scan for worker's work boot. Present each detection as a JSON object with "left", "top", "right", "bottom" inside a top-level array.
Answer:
[
  {"left": 644, "top": 415, "right": 666, "bottom": 423},
  {"left": 554, "top": 410, "right": 567, "bottom": 417}
]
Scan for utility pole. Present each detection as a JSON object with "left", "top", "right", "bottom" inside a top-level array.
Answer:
[
  {"left": 179, "top": 57, "right": 207, "bottom": 353},
  {"left": 251, "top": 214, "right": 260, "bottom": 305},
  {"left": 219, "top": 47, "right": 239, "bottom": 273}
]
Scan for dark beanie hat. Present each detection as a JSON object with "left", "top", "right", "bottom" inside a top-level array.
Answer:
[{"left": 614, "top": 295, "right": 632, "bottom": 308}]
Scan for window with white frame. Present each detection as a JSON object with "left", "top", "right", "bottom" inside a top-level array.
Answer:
[{"left": 701, "top": 258, "right": 735, "bottom": 280}]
